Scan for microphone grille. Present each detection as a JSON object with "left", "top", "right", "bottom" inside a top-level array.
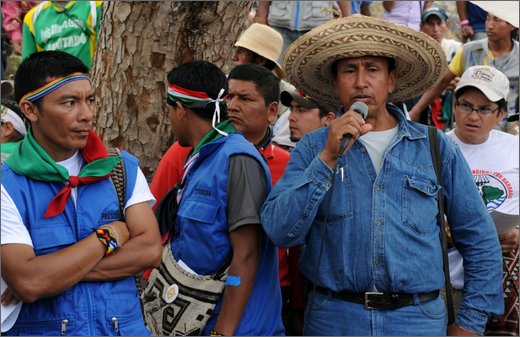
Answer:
[{"left": 350, "top": 102, "right": 368, "bottom": 119}]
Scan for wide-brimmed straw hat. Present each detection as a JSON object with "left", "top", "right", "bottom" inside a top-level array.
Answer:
[
  {"left": 283, "top": 15, "right": 447, "bottom": 110},
  {"left": 235, "top": 23, "right": 285, "bottom": 79}
]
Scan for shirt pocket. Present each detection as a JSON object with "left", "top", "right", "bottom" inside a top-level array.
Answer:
[
  {"left": 302, "top": 1, "right": 332, "bottom": 21},
  {"left": 401, "top": 176, "right": 440, "bottom": 236},
  {"left": 269, "top": 1, "right": 292, "bottom": 25}
]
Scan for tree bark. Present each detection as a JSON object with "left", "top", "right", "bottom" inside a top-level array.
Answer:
[{"left": 91, "top": 1, "right": 252, "bottom": 178}]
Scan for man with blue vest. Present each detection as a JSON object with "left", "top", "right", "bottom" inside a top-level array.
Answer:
[
  {"left": 1, "top": 51, "right": 162, "bottom": 335},
  {"left": 144, "top": 61, "right": 284, "bottom": 336}
]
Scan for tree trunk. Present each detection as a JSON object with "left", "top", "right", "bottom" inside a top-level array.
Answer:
[{"left": 91, "top": 1, "right": 252, "bottom": 179}]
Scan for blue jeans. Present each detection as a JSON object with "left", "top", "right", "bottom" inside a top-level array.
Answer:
[{"left": 303, "top": 290, "right": 446, "bottom": 336}]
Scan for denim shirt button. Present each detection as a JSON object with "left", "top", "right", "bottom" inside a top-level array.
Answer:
[
  {"left": 374, "top": 220, "right": 381, "bottom": 226},
  {"left": 374, "top": 258, "right": 380, "bottom": 265},
  {"left": 375, "top": 185, "right": 381, "bottom": 191},
  {"left": 360, "top": 147, "right": 367, "bottom": 153}
]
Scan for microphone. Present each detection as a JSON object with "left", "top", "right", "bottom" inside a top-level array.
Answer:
[{"left": 337, "top": 101, "right": 368, "bottom": 157}]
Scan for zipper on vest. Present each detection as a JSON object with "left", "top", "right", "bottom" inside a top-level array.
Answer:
[
  {"left": 61, "top": 319, "right": 69, "bottom": 335},
  {"left": 112, "top": 317, "right": 119, "bottom": 332}
]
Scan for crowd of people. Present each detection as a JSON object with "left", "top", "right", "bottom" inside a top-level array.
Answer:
[{"left": 1, "top": 1, "right": 519, "bottom": 336}]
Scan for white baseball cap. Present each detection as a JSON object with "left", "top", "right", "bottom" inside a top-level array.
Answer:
[{"left": 455, "top": 65, "right": 509, "bottom": 102}]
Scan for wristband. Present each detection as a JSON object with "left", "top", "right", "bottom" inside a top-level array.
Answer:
[
  {"left": 460, "top": 19, "right": 469, "bottom": 26},
  {"left": 210, "top": 330, "right": 224, "bottom": 336},
  {"left": 95, "top": 228, "right": 120, "bottom": 255}
]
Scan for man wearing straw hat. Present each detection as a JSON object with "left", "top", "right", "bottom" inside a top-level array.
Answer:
[{"left": 261, "top": 15, "right": 503, "bottom": 336}]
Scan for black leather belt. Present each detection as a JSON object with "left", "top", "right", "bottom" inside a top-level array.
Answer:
[{"left": 315, "top": 286, "right": 439, "bottom": 310}]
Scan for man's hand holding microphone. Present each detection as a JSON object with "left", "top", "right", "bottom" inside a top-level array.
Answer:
[{"left": 320, "top": 102, "right": 372, "bottom": 169}]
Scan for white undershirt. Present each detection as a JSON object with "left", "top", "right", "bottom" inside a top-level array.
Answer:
[{"left": 359, "top": 126, "right": 399, "bottom": 175}]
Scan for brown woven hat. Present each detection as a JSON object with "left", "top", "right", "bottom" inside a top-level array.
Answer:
[
  {"left": 235, "top": 23, "right": 285, "bottom": 79},
  {"left": 283, "top": 15, "right": 447, "bottom": 110}
]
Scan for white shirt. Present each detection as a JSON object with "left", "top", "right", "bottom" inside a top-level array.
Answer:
[{"left": 446, "top": 129, "right": 519, "bottom": 289}]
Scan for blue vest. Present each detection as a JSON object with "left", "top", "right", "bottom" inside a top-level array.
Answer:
[
  {"left": 2, "top": 151, "right": 150, "bottom": 336},
  {"left": 171, "top": 132, "right": 285, "bottom": 336}
]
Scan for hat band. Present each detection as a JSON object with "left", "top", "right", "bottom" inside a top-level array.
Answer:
[{"left": 19, "top": 73, "right": 90, "bottom": 104}]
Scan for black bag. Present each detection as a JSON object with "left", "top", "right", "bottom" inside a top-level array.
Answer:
[{"left": 154, "top": 185, "right": 181, "bottom": 237}]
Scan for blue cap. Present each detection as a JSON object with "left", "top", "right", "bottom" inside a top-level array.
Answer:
[{"left": 421, "top": 7, "right": 448, "bottom": 23}]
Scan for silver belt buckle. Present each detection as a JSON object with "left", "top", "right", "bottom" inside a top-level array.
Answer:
[{"left": 364, "top": 291, "right": 384, "bottom": 309}]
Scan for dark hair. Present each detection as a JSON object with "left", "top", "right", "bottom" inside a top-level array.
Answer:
[
  {"left": 318, "top": 107, "right": 330, "bottom": 118},
  {"left": 331, "top": 57, "right": 396, "bottom": 77},
  {"left": 166, "top": 60, "right": 228, "bottom": 121},
  {"left": 14, "top": 51, "right": 89, "bottom": 105},
  {"left": 228, "top": 64, "right": 280, "bottom": 105},
  {"left": 455, "top": 86, "right": 508, "bottom": 112}
]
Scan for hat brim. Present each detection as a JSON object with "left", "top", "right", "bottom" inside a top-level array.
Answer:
[
  {"left": 280, "top": 90, "right": 318, "bottom": 109},
  {"left": 283, "top": 15, "right": 447, "bottom": 110},
  {"left": 422, "top": 11, "right": 447, "bottom": 22},
  {"left": 234, "top": 41, "right": 286, "bottom": 79}
]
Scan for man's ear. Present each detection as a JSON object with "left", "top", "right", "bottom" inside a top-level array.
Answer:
[
  {"left": 176, "top": 101, "right": 189, "bottom": 120},
  {"left": 2, "top": 121, "right": 15, "bottom": 138},
  {"left": 255, "top": 55, "right": 268, "bottom": 67},
  {"left": 387, "top": 70, "right": 397, "bottom": 95},
  {"left": 267, "top": 101, "right": 279, "bottom": 124},
  {"left": 19, "top": 101, "right": 39, "bottom": 123},
  {"left": 496, "top": 108, "right": 507, "bottom": 124}
]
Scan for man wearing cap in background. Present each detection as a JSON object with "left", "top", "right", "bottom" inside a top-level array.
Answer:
[
  {"left": 261, "top": 14, "right": 503, "bottom": 335},
  {"left": 410, "top": 2, "right": 519, "bottom": 133},
  {"left": 446, "top": 65, "right": 519, "bottom": 336},
  {"left": 402, "top": 6, "right": 462, "bottom": 130},
  {"left": 280, "top": 87, "right": 336, "bottom": 143}
]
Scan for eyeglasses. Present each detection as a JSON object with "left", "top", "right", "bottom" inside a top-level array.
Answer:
[{"left": 455, "top": 101, "right": 500, "bottom": 117}]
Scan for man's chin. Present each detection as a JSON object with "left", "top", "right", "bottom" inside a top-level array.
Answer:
[{"left": 290, "top": 136, "right": 300, "bottom": 143}]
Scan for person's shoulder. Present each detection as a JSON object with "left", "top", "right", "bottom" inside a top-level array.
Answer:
[
  {"left": 463, "top": 38, "right": 487, "bottom": 50},
  {"left": 272, "top": 144, "right": 290, "bottom": 159},
  {"left": 119, "top": 149, "right": 140, "bottom": 167},
  {"left": 23, "top": 1, "right": 47, "bottom": 25},
  {"left": 491, "top": 129, "right": 519, "bottom": 144}
]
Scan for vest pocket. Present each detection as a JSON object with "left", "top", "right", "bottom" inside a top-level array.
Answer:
[
  {"left": 6, "top": 318, "right": 75, "bottom": 336},
  {"left": 106, "top": 297, "right": 149, "bottom": 335},
  {"left": 31, "top": 225, "right": 76, "bottom": 255}
]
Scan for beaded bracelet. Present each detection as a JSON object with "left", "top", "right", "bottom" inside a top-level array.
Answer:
[
  {"left": 210, "top": 330, "right": 224, "bottom": 336},
  {"left": 460, "top": 19, "right": 470, "bottom": 26},
  {"left": 95, "top": 228, "right": 120, "bottom": 256}
]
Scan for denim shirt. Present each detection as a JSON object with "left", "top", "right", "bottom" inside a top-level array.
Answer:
[{"left": 261, "top": 104, "right": 503, "bottom": 334}]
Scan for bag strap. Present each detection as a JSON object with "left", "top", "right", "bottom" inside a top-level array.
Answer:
[
  {"left": 107, "top": 147, "right": 126, "bottom": 221},
  {"left": 107, "top": 148, "right": 147, "bottom": 317},
  {"left": 428, "top": 126, "right": 455, "bottom": 325}
]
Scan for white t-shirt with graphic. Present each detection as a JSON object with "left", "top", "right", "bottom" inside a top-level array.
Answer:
[{"left": 446, "top": 129, "right": 519, "bottom": 288}]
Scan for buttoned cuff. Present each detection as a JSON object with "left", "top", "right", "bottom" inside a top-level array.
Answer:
[{"left": 456, "top": 308, "right": 489, "bottom": 335}]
